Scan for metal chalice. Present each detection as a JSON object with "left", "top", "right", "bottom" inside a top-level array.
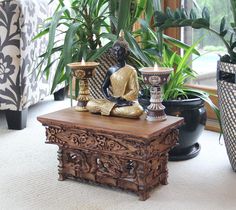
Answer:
[
  {"left": 139, "top": 66, "right": 173, "bottom": 121},
  {"left": 68, "top": 61, "right": 99, "bottom": 112}
]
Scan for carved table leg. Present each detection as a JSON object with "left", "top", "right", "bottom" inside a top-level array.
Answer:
[
  {"left": 160, "top": 172, "right": 168, "bottom": 185},
  {"left": 136, "top": 162, "right": 150, "bottom": 201},
  {"left": 159, "top": 153, "right": 168, "bottom": 185},
  {"left": 138, "top": 191, "right": 150, "bottom": 201},
  {"left": 57, "top": 148, "right": 66, "bottom": 181}
]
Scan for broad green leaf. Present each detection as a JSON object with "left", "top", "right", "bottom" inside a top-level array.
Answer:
[
  {"left": 63, "top": 22, "right": 81, "bottom": 66},
  {"left": 46, "top": 7, "right": 66, "bottom": 61},
  {"left": 125, "top": 31, "right": 153, "bottom": 66},
  {"left": 202, "top": 7, "right": 210, "bottom": 23},
  {"left": 180, "top": 8, "right": 188, "bottom": 19},
  {"left": 88, "top": 41, "right": 113, "bottom": 61},
  {"left": 117, "top": 0, "right": 132, "bottom": 33},
  {"left": 169, "top": 52, "right": 176, "bottom": 67},
  {"left": 51, "top": 57, "right": 65, "bottom": 93},
  {"left": 154, "top": 11, "right": 167, "bottom": 26},
  {"left": 99, "top": 33, "right": 117, "bottom": 41},
  {"left": 166, "top": 7, "right": 173, "bottom": 18},
  {"left": 163, "top": 35, "right": 200, "bottom": 55},
  {"left": 109, "top": 16, "right": 118, "bottom": 30},
  {"left": 220, "top": 17, "right": 226, "bottom": 34},
  {"left": 134, "top": 0, "right": 147, "bottom": 21},
  {"left": 63, "top": 22, "right": 81, "bottom": 80},
  {"left": 39, "top": 45, "right": 64, "bottom": 58},
  {"left": 174, "top": 9, "right": 181, "bottom": 19},
  {"left": 32, "top": 28, "right": 49, "bottom": 40},
  {"left": 190, "top": 9, "right": 197, "bottom": 20},
  {"left": 220, "top": 30, "right": 228, "bottom": 37},
  {"left": 145, "top": 0, "right": 153, "bottom": 23}
]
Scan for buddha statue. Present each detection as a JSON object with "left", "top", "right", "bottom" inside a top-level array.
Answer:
[{"left": 86, "top": 32, "right": 144, "bottom": 118}]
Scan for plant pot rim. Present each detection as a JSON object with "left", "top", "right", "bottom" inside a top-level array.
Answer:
[
  {"left": 163, "top": 97, "right": 204, "bottom": 108},
  {"left": 163, "top": 97, "right": 202, "bottom": 103}
]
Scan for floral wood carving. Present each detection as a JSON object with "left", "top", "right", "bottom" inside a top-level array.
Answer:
[
  {"left": 46, "top": 126, "right": 149, "bottom": 159},
  {"left": 45, "top": 126, "right": 68, "bottom": 148},
  {"left": 142, "top": 129, "right": 179, "bottom": 159},
  {"left": 62, "top": 149, "right": 145, "bottom": 186},
  {"left": 43, "top": 124, "right": 181, "bottom": 200},
  {"left": 45, "top": 126, "right": 179, "bottom": 161}
]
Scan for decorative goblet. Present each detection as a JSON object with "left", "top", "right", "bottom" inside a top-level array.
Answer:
[
  {"left": 139, "top": 66, "right": 173, "bottom": 121},
  {"left": 67, "top": 61, "right": 99, "bottom": 112}
]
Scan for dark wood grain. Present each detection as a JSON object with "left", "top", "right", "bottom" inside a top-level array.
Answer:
[
  {"left": 37, "top": 108, "right": 184, "bottom": 140},
  {"left": 38, "top": 108, "right": 184, "bottom": 201}
]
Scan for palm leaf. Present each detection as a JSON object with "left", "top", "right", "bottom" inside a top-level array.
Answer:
[
  {"left": 163, "top": 34, "right": 200, "bottom": 55},
  {"left": 125, "top": 31, "right": 153, "bottom": 66},
  {"left": 176, "top": 38, "right": 202, "bottom": 73},
  {"left": 87, "top": 42, "right": 113, "bottom": 61},
  {"left": 46, "top": 7, "right": 66, "bottom": 61},
  {"left": 117, "top": 0, "right": 132, "bottom": 33},
  {"left": 32, "top": 28, "right": 49, "bottom": 40},
  {"left": 51, "top": 57, "right": 65, "bottom": 93},
  {"left": 63, "top": 23, "right": 81, "bottom": 65},
  {"left": 133, "top": 0, "right": 147, "bottom": 23}
]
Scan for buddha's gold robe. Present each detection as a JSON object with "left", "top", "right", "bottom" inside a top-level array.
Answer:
[{"left": 87, "top": 65, "right": 143, "bottom": 118}]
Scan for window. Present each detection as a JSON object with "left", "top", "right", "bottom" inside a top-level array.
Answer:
[{"left": 182, "top": 0, "right": 232, "bottom": 87}]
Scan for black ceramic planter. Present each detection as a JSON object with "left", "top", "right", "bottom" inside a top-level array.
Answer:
[{"left": 163, "top": 98, "right": 207, "bottom": 161}]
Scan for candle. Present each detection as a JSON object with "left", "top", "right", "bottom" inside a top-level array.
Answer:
[
  {"left": 81, "top": 57, "right": 85, "bottom": 66},
  {"left": 154, "top": 63, "right": 158, "bottom": 71}
]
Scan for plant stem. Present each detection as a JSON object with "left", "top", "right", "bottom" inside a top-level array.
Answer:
[{"left": 207, "top": 28, "right": 232, "bottom": 54}]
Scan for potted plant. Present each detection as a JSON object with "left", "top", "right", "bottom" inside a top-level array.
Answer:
[
  {"left": 136, "top": 25, "right": 219, "bottom": 160},
  {"left": 34, "top": 0, "right": 155, "bottom": 100},
  {"left": 34, "top": 0, "right": 115, "bottom": 100},
  {"left": 161, "top": 43, "right": 218, "bottom": 160},
  {"left": 155, "top": 1, "right": 236, "bottom": 169},
  {"left": 124, "top": 1, "right": 220, "bottom": 161}
]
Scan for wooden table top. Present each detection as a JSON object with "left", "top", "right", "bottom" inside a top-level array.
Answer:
[{"left": 37, "top": 108, "right": 184, "bottom": 139}]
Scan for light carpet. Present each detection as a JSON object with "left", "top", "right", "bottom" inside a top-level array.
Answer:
[{"left": 0, "top": 96, "right": 235, "bottom": 210}]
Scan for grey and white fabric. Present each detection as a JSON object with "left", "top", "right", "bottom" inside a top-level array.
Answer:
[{"left": 0, "top": 0, "right": 58, "bottom": 112}]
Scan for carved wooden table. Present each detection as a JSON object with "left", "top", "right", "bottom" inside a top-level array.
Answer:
[{"left": 37, "top": 108, "right": 184, "bottom": 201}]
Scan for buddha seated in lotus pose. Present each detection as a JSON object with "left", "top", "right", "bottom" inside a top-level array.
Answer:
[{"left": 86, "top": 33, "right": 144, "bottom": 118}]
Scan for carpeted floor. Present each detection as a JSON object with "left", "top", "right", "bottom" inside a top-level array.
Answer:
[{"left": 0, "top": 96, "right": 235, "bottom": 210}]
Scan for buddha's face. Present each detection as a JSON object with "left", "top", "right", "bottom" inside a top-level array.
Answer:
[{"left": 112, "top": 44, "right": 126, "bottom": 62}]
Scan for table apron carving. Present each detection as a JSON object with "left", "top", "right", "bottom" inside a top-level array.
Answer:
[{"left": 45, "top": 125, "right": 179, "bottom": 200}]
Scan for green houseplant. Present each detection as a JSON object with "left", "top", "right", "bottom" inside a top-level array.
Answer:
[
  {"left": 160, "top": 42, "right": 213, "bottom": 160},
  {"left": 34, "top": 0, "right": 196, "bottom": 91},
  {"left": 128, "top": 1, "right": 220, "bottom": 160},
  {"left": 34, "top": 0, "right": 156, "bottom": 100},
  {"left": 155, "top": 0, "right": 236, "bottom": 169},
  {"left": 34, "top": 0, "right": 115, "bottom": 97}
]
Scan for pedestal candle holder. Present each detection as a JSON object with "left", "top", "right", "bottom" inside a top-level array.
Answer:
[
  {"left": 68, "top": 62, "right": 99, "bottom": 112},
  {"left": 139, "top": 67, "right": 173, "bottom": 121}
]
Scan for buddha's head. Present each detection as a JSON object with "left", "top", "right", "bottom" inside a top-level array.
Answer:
[{"left": 112, "top": 30, "right": 130, "bottom": 62}]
